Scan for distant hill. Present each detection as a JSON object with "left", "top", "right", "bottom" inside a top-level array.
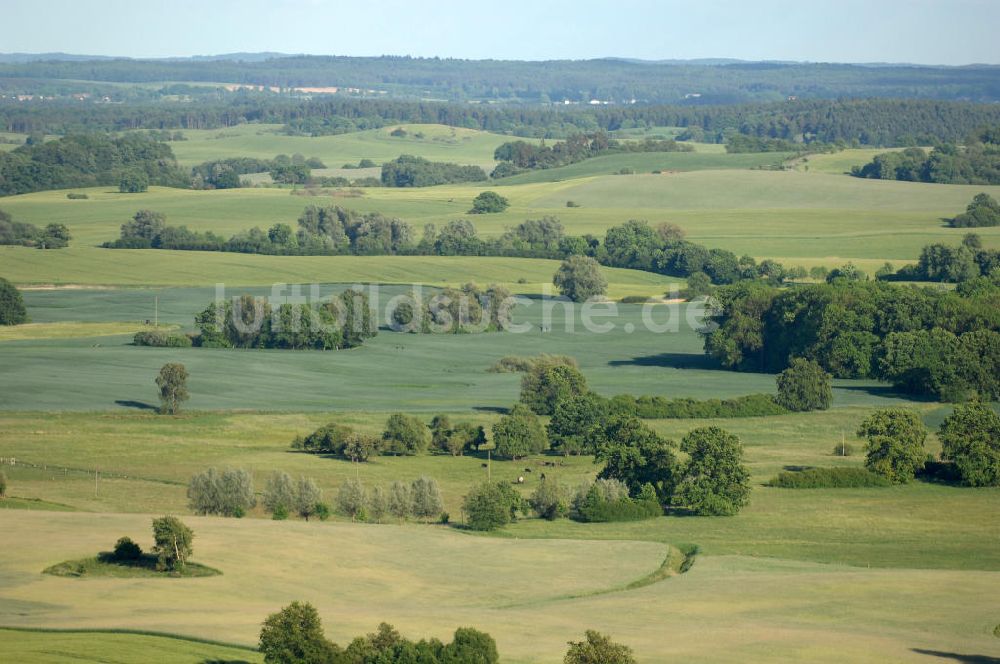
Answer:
[{"left": 0, "top": 54, "right": 998, "bottom": 103}]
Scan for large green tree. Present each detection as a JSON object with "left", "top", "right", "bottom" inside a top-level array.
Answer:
[
  {"left": 155, "top": 362, "right": 189, "bottom": 414},
  {"left": 462, "top": 481, "right": 524, "bottom": 531},
  {"left": 382, "top": 413, "right": 430, "bottom": 455},
  {"left": 775, "top": 358, "right": 832, "bottom": 411},
  {"left": 857, "top": 408, "right": 928, "bottom": 483},
  {"left": 259, "top": 602, "right": 340, "bottom": 664},
  {"left": 492, "top": 404, "right": 548, "bottom": 459},
  {"left": 151, "top": 516, "right": 193, "bottom": 571},
  {"left": 939, "top": 401, "right": 1000, "bottom": 486},
  {"left": 0, "top": 276, "right": 27, "bottom": 325},
  {"left": 564, "top": 630, "right": 636, "bottom": 664},
  {"left": 520, "top": 361, "right": 589, "bottom": 415},
  {"left": 553, "top": 255, "right": 607, "bottom": 302},
  {"left": 672, "top": 427, "right": 750, "bottom": 516}
]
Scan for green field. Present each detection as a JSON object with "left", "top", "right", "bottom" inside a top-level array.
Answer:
[
  {"left": 168, "top": 123, "right": 510, "bottom": 170},
  {"left": 4, "top": 122, "right": 1000, "bottom": 663}
]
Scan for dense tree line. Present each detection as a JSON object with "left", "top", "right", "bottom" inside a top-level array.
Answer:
[
  {"left": 5, "top": 94, "right": 1000, "bottom": 149},
  {"left": 380, "top": 154, "right": 487, "bottom": 187},
  {"left": 5, "top": 55, "right": 1000, "bottom": 105},
  {"left": 259, "top": 602, "right": 498, "bottom": 664},
  {"left": 191, "top": 153, "right": 323, "bottom": 189},
  {"left": 0, "top": 133, "right": 188, "bottom": 195},
  {"left": 193, "top": 291, "right": 376, "bottom": 350},
  {"left": 103, "top": 209, "right": 792, "bottom": 292},
  {"left": 853, "top": 127, "right": 1000, "bottom": 184},
  {"left": 704, "top": 279, "right": 1000, "bottom": 400},
  {"left": 491, "top": 131, "right": 691, "bottom": 177},
  {"left": 0, "top": 209, "right": 71, "bottom": 247},
  {"left": 894, "top": 236, "right": 1000, "bottom": 283}
]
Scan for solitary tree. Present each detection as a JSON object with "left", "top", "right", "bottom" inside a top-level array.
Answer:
[
  {"left": 857, "top": 408, "right": 927, "bottom": 484},
  {"left": 553, "top": 255, "right": 607, "bottom": 302},
  {"left": 155, "top": 362, "right": 189, "bottom": 415},
  {"left": 492, "top": 404, "right": 548, "bottom": 459},
  {"left": 410, "top": 476, "right": 443, "bottom": 521},
  {"left": 337, "top": 477, "right": 366, "bottom": 521},
  {"left": 939, "top": 401, "right": 1000, "bottom": 486},
  {"left": 151, "top": 516, "right": 193, "bottom": 571},
  {"left": 0, "top": 277, "right": 27, "bottom": 325},
  {"left": 776, "top": 358, "right": 833, "bottom": 412},
  {"left": 672, "top": 427, "right": 750, "bottom": 516},
  {"left": 564, "top": 630, "right": 636, "bottom": 664},
  {"left": 469, "top": 190, "right": 510, "bottom": 214},
  {"left": 259, "top": 601, "right": 340, "bottom": 664}
]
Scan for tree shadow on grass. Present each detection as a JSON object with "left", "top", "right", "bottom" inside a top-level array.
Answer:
[
  {"left": 608, "top": 352, "right": 724, "bottom": 371},
  {"left": 911, "top": 649, "right": 1000, "bottom": 663},
  {"left": 832, "top": 384, "right": 938, "bottom": 403},
  {"left": 115, "top": 399, "right": 158, "bottom": 411},
  {"left": 472, "top": 405, "right": 509, "bottom": 414}
]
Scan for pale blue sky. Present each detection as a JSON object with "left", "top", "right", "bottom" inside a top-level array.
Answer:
[{"left": 4, "top": 0, "right": 999, "bottom": 65}]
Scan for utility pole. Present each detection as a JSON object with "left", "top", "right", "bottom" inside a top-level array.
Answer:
[
  {"left": 154, "top": 295, "right": 159, "bottom": 328},
  {"left": 94, "top": 467, "right": 99, "bottom": 497}
]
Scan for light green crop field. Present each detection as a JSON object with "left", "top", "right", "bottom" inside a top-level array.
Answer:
[
  {"left": 1, "top": 288, "right": 922, "bottom": 412},
  {"left": 168, "top": 123, "right": 510, "bottom": 170}
]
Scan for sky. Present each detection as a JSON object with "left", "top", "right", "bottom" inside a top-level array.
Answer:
[{"left": 3, "top": 0, "right": 999, "bottom": 65}]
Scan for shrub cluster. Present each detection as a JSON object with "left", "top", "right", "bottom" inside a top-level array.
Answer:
[
  {"left": 766, "top": 467, "right": 891, "bottom": 488},
  {"left": 133, "top": 330, "right": 192, "bottom": 347},
  {"left": 570, "top": 479, "right": 661, "bottom": 523}
]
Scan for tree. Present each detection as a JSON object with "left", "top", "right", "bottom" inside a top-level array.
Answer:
[
  {"left": 382, "top": 413, "right": 430, "bottom": 455},
  {"left": 492, "top": 404, "right": 548, "bottom": 459},
  {"left": 682, "top": 271, "right": 714, "bottom": 299},
  {"left": 296, "top": 477, "right": 323, "bottom": 520},
  {"left": 529, "top": 477, "right": 567, "bottom": 520},
  {"left": 548, "top": 392, "right": 609, "bottom": 455},
  {"left": 672, "top": 427, "right": 750, "bottom": 516},
  {"left": 468, "top": 191, "right": 510, "bottom": 214},
  {"left": 441, "top": 627, "right": 499, "bottom": 663},
  {"left": 409, "top": 476, "right": 444, "bottom": 522},
  {"left": 520, "top": 361, "right": 589, "bottom": 415},
  {"left": 118, "top": 169, "right": 149, "bottom": 193},
  {"left": 263, "top": 470, "right": 297, "bottom": 515},
  {"left": 0, "top": 470, "right": 7, "bottom": 498},
  {"left": 0, "top": 277, "right": 27, "bottom": 325},
  {"left": 337, "top": 477, "right": 366, "bottom": 521},
  {"left": 388, "top": 481, "right": 411, "bottom": 522},
  {"left": 187, "top": 467, "right": 255, "bottom": 517},
  {"left": 939, "top": 401, "right": 1000, "bottom": 486},
  {"left": 564, "top": 630, "right": 636, "bottom": 664},
  {"left": 155, "top": 362, "right": 189, "bottom": 414},
  {"left": 112, "top": 536, "right": 143, "bottom": 562},
  {"left": 343, "top": 433, "right": 380, "bottom": 462},
  {"left": 151, "top": 516, "right": 193, "bottom": 571},
  {"left": 368, "top": 485, "right": 388, "bottom": 523},
  {"left": 553, "top": 255, "right": 607, "bottom": 302},
  {"left": 776, "top": 358, "right": 832, "bottom": 412},
  {"left": 259, "top": 602, "right": 340, "bottom": 664},
  {"left": 592, "top": 416, "right": 678, "bottom": 502},
  {"left": 462, "top": 481, "right": 524, "bottom": 531},
  {"left": 857, "top": 408, "right": 928, "bottom": 484}
]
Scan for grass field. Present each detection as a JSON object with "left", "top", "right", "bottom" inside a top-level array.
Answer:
[{"left": 168, "top": 123, "right": 510, "bottom": 170}]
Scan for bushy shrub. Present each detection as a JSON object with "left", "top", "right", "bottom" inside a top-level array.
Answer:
[
  {"left": 133, "top": 330, "right": 193, "bottom": 347},
  {"left": 66, "top": 192, "right": 89, "bottom": 199},
  {"left": 462, "top": 481, "right": 524, "bottom": 531},
  {"left": 832, "top": 442, "right": 855, "bottom": 456},
  {"left": 570, "top": 480, "right": 661, "bottom": 523},
  {"left": 766, "top": 467, "right": 891, "bottom": 488},
  {"left": 611, "top": 393, "right": 787, "bottom": 419},
  {"left": 112, "top": 536, "right": 143, "bottom": 561}
]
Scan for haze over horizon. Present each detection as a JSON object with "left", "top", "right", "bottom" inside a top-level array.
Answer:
[{"left": 3, "top": 0, "right": 999, "bottom": 66}]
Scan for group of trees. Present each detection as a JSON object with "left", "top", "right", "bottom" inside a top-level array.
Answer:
[
  {"left": 950, "top": 193, "right": 1000, "bottom": 228},
  {"left": 187, "top": 468, "right": 324, "bottom": 520},
  {"left": 490, "top": 131, "right": 691, "bottom": 177},
  {"left": 193, "top": 290, "right": 377, "bottom": 350},
  {"left": 704, "top": 279, "right": 1000, "bottom": 400},
  {"left": 335, "top": 477, "right": 443, "bottom": 523},
  {"left": 110, "top": 516, "right": 194, "bottom": 572},
  {"left": 191, "top": 153, "right": 325, "bottom": 189},
  {"left": 294, "top": 414, "right": 486, "bottom": 461},
  {"left": 893, "top": 235, "right": 1000, "bottom": 283},
  {"left": 380, "top": 154, "right": 487, "bottom": 187},
  {"left": 259, "top": 601, "right": 499, "bottom": 664},
  {"left": 852, "top": 128, "right": 1000, "bottom": 185},
  {"left": 856, "top": 403, "right": 1000, "bottom": 487},
  {"left": 0, "top": 133, "right": 188, "bottom": 195},
  {"left": 0, "top": 209, "right": 71, "bottom": 248}
]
